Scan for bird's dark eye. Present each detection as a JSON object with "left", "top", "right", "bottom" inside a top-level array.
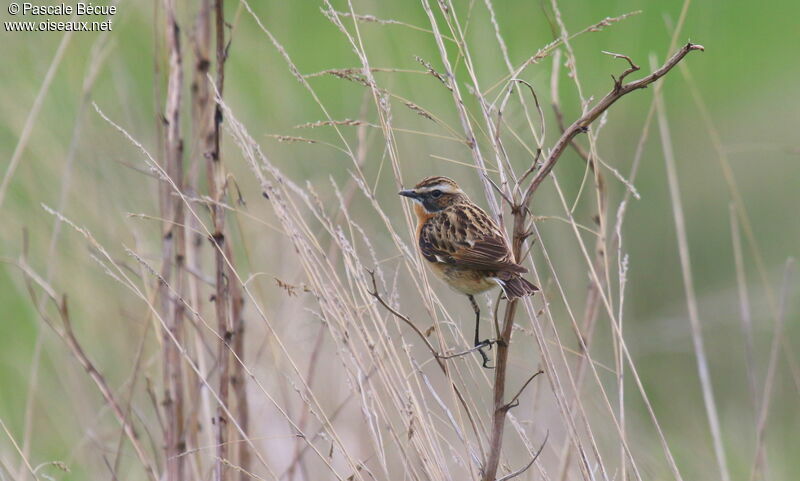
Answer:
[{"left": 431, "top": 190, "right": 442, "bottom": 198}]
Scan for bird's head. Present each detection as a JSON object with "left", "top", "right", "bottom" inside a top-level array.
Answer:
[{"left": 398, "top": 176, "right": 468, "bottom": 213}]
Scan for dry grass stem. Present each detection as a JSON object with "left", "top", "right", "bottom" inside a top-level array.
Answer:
[
  {"left": 654, "top": 60, "right": 731, "bottom": 481},
  {"left": 8, "top": 4, "right": 789, "bottom": 481}
]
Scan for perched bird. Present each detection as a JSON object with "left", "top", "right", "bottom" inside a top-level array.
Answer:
[{"left": 399, "top": 176, "right": 537, "bottom": 367}]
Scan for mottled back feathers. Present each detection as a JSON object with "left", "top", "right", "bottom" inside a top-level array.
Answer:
[
  {"left": 401, "top": 176, "right": 538, "bottom": 298},
  {"left": 418, "top": 201, "right": 526, "bottom": 277}
]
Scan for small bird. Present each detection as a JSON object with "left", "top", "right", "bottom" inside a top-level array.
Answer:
[{"left": 399, "top": 176, "right": 537, "bottom": 367}]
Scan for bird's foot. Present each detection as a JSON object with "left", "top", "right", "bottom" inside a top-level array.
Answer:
[
  {"left": 476, "top": 338, "right": 506, "bottom": 350},
  {"left": 437, "top": 340, "right": 507, "bottom": 368},
  {"left": 477, "top": 346, "right": 493, "bottom": 368},
  {"left": 475, "top": 339, "right": 504, "bottom": 368}
]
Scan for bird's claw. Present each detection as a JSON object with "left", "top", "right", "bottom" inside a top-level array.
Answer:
[
  {"left": 475, "top": 339, "right": 501, "bottom": 368},
  {"left": 477, "top": 338, "right": 505, "bottom": 350},
  {"left": 477, "top": 347, "right": 493, "bottom": 369}
]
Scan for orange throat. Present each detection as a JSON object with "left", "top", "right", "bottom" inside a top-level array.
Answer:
[{"left": 413, "top": 202, "right": 435, "bottom": 235}]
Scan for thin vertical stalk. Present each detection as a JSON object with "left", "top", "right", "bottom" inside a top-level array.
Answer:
[
  {"left": 194, "top": 2, "right": 247, "bottom": 478},
  {"left": 482, "top": 43, "right": 703, "bottom": 481},
  {"left": 750, "top": 259, "right": 793, "bottom": 480},
  {"left": 161, "top": 0, "right": 186, "bottom": 479},
  {"left": 654, "top": 62, "right": 731, "bottom": 481},
  {"left": 205, "top": 1, "right": 234, "bottom": 479},
  {"left": 481, "top": 209, "right": 524, "bottom": 481},
  {"left": 189, "top": 0, "right": 212, "bottom": 476},
  {"left": 229, "top": 264, "right": 249, "bottom": 480}
]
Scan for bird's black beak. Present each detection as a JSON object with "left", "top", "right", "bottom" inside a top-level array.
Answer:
[{"left": 398, "top": 189, "right": 418, "bottom": 199}]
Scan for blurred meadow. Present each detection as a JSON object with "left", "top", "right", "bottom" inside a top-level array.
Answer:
[{"left": 1, "top": 0, "right": 798, "bottom": 480}]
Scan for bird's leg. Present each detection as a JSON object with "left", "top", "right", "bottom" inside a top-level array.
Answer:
[
  {"left": 468, "top": 295, "right": 495, "bottom": 368},
  {"left": 469, "top": 295, "right": 481, "bottom": 346}
]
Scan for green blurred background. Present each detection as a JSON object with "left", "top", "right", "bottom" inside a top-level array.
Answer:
[{"left": 1, "top": 0, "right": 798, "bottom": 480}]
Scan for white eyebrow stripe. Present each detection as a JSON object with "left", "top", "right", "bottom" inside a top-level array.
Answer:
[{"left": 417, "top": 183, "right": 459, "bottom": 194}]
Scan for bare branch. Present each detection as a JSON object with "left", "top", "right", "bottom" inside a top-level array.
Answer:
[
  {"left": 504, "top": 369, "right": 544, "bottom": 411},
  {"left": 366, "top": 269, "right": 438, "bottom": 356},
  {"left": 14, "top": 261, "right": 158, "bottom": 481},
  {"left": 523, "top": 42, "right": 704, "bottom": 206},
  {"left": 496, "top": 431, "right": 549, "bottom": 481},
  {"left": 365, "top": 268, "right": 485, "bottom": 457},
  {"left": 483, "top": 41, "right": 702, "bottom": 481},
  {"left": 436, "top": 342, "right": 501, "bottom": 361},
  {"left": 602, "top": 50, "right": 640, "bottom": 88}
]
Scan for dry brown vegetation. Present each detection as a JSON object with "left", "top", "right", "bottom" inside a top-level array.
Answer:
[{"left": 1, "top": 1, "right": 797, "bottom": 481}]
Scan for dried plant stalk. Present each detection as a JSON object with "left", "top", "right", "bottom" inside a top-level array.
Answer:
[
  {"left": 161, "top": 0, "right": 186, "bottom": 479},
  {"left": 482, "top": 42, "right": 703, "bottom": 481}
]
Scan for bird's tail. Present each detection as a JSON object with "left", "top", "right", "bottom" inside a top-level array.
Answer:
[{"left": 502, "top": 275, "right": 539, "bottom": 299}]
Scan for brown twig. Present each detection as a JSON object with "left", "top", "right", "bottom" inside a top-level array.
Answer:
[
  {"left": 523, "top": 42, "right": 704, "bottom": 206},
  {"left": 481, "top": 42, "right": 703, "bottom": 481},
  {"left": 204, "top": 1, "right": 234, "bottom": 479},
  {"left": 603, "top": 50, "right": 640, "bottom": 88},
  {"left": 503, "top": 369, "right": 544, "bottom": 411},
  {"left": 436, "top": 343, "right": 499, "bottom": 361},
  {"left": 365, "top": 269, "right": 484, "bottom": 452},
  {"left": 496, "top": 431, "right": 548, "bottom": 481},
  {"left": 15, "top": 260, "right": 158, "bottom": 481},
  {"left": 161, "top": 1, "right": 186, "bottom": 479},
  {"left": 229, "top": 264, "right": 249, "bottom": 481},
  {"left": 366, "top": 270, "right": 439, "bottom": 356}
]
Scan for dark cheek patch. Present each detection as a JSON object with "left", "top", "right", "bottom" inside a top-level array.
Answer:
[{"left": 423, "top": 198, "right": 441, "bottom": 212}]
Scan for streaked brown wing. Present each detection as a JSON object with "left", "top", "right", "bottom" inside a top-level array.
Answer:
[{"left": 419, "top": 204, "right": 527, "bottom": 274}]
